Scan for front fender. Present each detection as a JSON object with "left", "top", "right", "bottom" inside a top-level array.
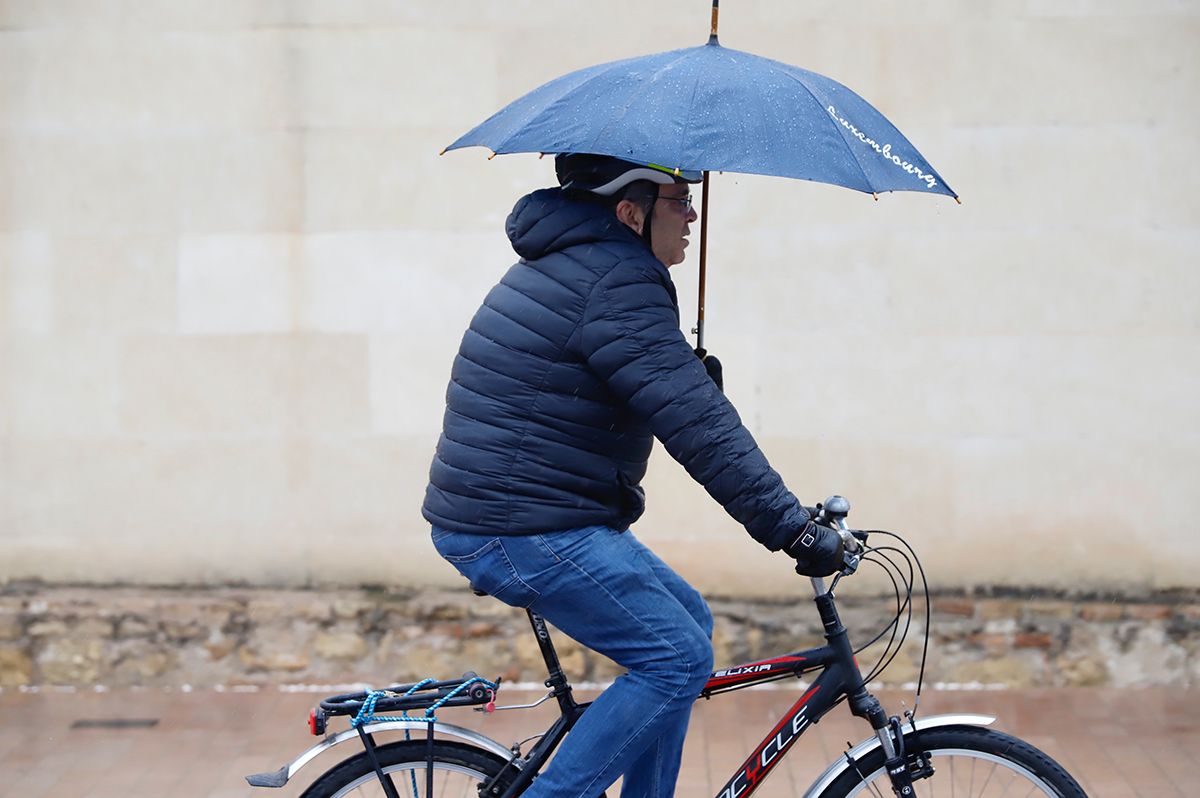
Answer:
[
  {"left": 801, "top": 713, "right": 995, "bottom": 797},
  {"left": 245, "top": 719, "right": 518, "bottom": 788}
]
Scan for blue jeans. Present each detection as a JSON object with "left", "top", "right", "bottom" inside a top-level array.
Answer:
[{"left": 431, "top": 525, "right": 713, "bottom": 798}]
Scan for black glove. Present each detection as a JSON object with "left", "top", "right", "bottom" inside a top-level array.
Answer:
[
  {"left": 694, "top": 347, "right": 724, "bottom": 392},
  {"left": 783, "top": 520, "right": 845, "bottom": 577}
]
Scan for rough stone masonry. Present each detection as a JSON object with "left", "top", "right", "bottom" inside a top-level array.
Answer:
[{"left": 1, "top": 586, "right": 1197, "bottom": 690}]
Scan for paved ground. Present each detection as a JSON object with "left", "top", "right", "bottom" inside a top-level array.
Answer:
[{"left": 1, "top": 685, "right": 1196, "bottom": 796}]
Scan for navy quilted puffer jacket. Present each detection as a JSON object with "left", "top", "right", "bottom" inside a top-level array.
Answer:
[{"left": 422, "top": 187, "right": 809, "bottom": 551}]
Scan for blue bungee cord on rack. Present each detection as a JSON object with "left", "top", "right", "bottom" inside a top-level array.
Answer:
[{"left": 349, "top": 675, "right": 499, "bottom": 727}]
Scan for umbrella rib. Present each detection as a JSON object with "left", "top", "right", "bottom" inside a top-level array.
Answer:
[
  {"left": 588, "top": 48, "right": 698, "bottom": 162},
  {"left": 484, "top": 52, "right": 649, "bottom": 155},
  {"left": 489, "top": 49, "right": 698, "bottom": 162},
  {"left": 488, "top": 74, "right": 600, "bottom": 155},
  {"left": 674, "top": 57, "right": 706, "bottom": 171},
  {"left": 780, "top": 71, "right": 877, "bottom": 195}
]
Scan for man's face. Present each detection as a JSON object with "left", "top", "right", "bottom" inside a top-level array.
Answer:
[{"left": 649, "top": 184, "right": 698, "bottom": 267}]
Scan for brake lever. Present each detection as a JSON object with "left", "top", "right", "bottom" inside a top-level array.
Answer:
[
  {"left": 835, "top": 525, "right": 866, "bottom": 575},
  {"left": 834, "top": 520, "right": 865, "bottom": 551},
  {"left": 840, "top": 546, "right": 862, "bottom": 575}
]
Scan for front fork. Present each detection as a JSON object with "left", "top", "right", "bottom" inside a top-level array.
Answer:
[
  {"left": 876, "top": 716, "right": 935, "bottom": 796},
  {"left": 847, "top": 693, "right": 934, "bottom": 796},
  {"left": 818, "top": 593, "right": 932, "bottom": 797}
]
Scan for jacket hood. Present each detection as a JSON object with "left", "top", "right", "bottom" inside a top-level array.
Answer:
[{"left": 506, "top": 187, "right": 642, "bottom": 261}]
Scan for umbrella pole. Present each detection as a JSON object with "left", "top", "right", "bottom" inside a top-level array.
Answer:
[
  {"left": 695, "top": 1, "right": 718, "bottom": 350},
  {"left": 695, "top": 170, "right": 710, "bottom": 352}
]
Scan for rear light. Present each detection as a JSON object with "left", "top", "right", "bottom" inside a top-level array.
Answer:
[{"left": 309, "top": 707, "right": 327, "bottom": 736}]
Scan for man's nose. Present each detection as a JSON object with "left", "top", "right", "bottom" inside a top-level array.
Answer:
[{"left": 686, "top": 204, "right": 698, "bottom": 222}]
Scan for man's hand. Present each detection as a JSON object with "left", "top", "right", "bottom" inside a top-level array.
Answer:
[
  {"left": 783, "top": 520, "right": 845, "bottom": 577},
  {"left": 694, "top": 347, "right": 724, "bottom": 392}
]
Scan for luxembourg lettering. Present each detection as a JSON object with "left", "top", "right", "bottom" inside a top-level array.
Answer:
[
  {"left": 826, "top": 105, "right": 938, "bottom": 190},
  {"left": 717, "top": 704, "right": 811, "bottom": 798}
]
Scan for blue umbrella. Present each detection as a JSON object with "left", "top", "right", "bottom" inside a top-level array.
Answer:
[
  {"left": 444, "top": 3, "right": 957, "bottom": 346},
  {"left": 446, "top": 46, "right": 954, "bottom": 199}
]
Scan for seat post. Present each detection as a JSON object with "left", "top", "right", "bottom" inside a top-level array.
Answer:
[{"left": 526, "top": 609, "right": 576, "bottom": 705}]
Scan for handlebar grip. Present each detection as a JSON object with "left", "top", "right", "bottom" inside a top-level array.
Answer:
[{"left": 836, "top": 524, "right": 863, "bottom": 553}]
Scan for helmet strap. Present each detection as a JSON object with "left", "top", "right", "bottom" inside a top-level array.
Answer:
[{"left": 640, "top": 185, "right": 659, "bottom": 253}]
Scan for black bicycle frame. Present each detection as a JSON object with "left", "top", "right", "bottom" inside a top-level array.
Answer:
[
  {"left": 487, "top": 589, "right": 894, "bottom": 798},
  {"left": 704, "top": 591, "right": 889, "bottom": 798}
]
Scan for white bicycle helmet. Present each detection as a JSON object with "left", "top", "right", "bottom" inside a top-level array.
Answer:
[{"left": 555, "top": 153, "right": 701, "bottom": 197}]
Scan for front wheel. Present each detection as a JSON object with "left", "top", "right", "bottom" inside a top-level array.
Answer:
[
  {"left": 299, "top": 739, "right": 515, "bottom": 798},
  {"left": 819, "top": 725, "right": 1087, "bottom": 797}
]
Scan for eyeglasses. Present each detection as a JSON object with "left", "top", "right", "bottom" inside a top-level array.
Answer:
[{"left": 656, "top": 193, "right": 693, "bottom": 211}]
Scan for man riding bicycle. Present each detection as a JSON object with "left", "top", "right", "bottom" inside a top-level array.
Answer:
[{"left": 423, "top": 153, "right": 844, "bottom": 798}]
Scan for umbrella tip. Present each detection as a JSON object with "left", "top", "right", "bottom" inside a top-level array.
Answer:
[
  {"left": 487, "top": 150, "right": 497, "bottom": 161},
  {"left": 872, "top": 193, "right": 879, "bottom": 202},
  {"left": 438, "top": 147, "right": 447, "bottom": 156},
  {"left": 673, "top": 167, "right": 681, "bottom": 176},
  {"left": 954, "top": 195, "right": 962, "bottom": 205}
]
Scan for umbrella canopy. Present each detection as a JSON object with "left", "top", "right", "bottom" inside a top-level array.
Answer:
[{"left": 445, "top": 39, "right": 955, "bottom": 199}]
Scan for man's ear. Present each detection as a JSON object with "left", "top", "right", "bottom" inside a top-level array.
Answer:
[{"left": 614, "top": 198, "right": 645, "bottom": 234}]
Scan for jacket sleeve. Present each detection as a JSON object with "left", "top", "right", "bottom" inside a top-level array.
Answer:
[{"left": 579, "top": 258, "right": 809, "bottom": 550}]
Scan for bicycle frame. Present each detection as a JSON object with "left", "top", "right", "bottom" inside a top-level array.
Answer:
[
  {"left": 700, "top": 587, "right": 893, "bottom": 798},
  {"left": 699, "top": 591, "right": 875, "bottom": 798},
  {"left": 484, "top": 584, "right": 897, "bottom": 798}
]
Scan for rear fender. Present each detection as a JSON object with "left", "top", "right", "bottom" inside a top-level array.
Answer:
[
  {"left": 801, "top": 713, "right": 996, "bottom": 797},
  {"left": 245, "top": 719, "right": 517, "bottom": 788}
]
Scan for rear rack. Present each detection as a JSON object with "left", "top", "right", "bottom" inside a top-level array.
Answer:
[
  {"left": 300, "top": 673, "right": 503, "bottom": 793},
  {"left": 320, "top": 672, "right": 498, "bottom": 718}
]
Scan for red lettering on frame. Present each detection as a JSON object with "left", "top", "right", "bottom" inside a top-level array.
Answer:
[{"left": 722, "top": 685, "right": 820, "bottom": 794}]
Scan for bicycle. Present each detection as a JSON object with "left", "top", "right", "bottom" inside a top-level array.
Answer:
[{"left": 246, "top": 496, "right": 1088, "bottom": 797}]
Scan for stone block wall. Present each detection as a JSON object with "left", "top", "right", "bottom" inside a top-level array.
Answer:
[
  {"left": 2, "top": 3, "right": 1198, "bottom": 597},
  {"left": 2, "top": 586, "right": 1196, "bottom": 690}
]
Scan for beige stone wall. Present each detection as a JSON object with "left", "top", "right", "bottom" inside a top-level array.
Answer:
[{"left": 1, "top": 2, "right": 1197, "bottom": 596}]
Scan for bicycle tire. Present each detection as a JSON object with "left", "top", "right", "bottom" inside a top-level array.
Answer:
[
  {"left": 818, "top": 725, "right": 1087, "bottom": 798},
  {"left": 299, "top": 738, "right": 515, "bottom": 798}
]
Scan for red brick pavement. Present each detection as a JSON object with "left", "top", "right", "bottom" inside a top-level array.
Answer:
[{"left": 1, "top": 686, "right": 1196, "bottom": 796}]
